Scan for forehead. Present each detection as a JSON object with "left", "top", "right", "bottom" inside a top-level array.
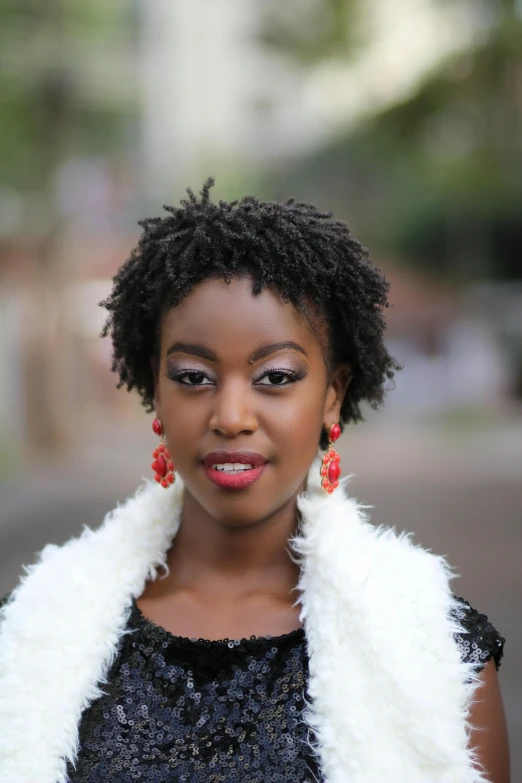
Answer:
[{"left": 160, "top": 277, "right": 321, "bottom": 356}]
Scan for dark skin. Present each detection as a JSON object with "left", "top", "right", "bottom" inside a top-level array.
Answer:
[
  {"left": 137, "top": 276, "right": 509, "bottom": 782},
  {"left": 138, "top": 276, "right": 350, "bottom": 639}
]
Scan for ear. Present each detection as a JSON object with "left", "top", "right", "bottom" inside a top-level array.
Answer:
[
  {"left": 323, "top": 364, "right": 352, "bottom": 429},
  {"left": 150, "top": 356, "right": 161, "bottom": 417}
]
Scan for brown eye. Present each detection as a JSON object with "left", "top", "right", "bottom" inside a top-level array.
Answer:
[
  {"left": 166, "top": 369, "right": 213, "bottom": 386},
  {"left": 255, "top": 368, "right": 305, "bottom": 387},
  {"left": 183, "top": 372, "right": 208, "bottom": 385},
  {"left": 267, "top": 372, "right": 287, "bottom": 385}
]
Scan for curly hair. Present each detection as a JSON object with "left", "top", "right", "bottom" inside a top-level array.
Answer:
[{"left": 101, "top": 178, "right": 400, "bottom": 445}]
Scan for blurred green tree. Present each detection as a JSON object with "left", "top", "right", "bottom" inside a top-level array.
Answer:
[
  {"left": 0, "top": 0, "right": 137, "bottom": 197},
  {"left": 262, "top": 0, "right": 522, "bottom": 280},
  {"left": 259, "top": 0, "right": 366, "bottom": 64},
  {"left": 0, "top": 0, "right": 138, "bottom": 452}
]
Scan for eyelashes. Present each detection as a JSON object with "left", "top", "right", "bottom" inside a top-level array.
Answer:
[
  {"left": 255, "top": 366, "right": 306, "bottom": 386},
  {"left": 165, "top": 366, "right": 306, "bottom": 387},
  {"left": 165, "top": 369, "right": 211, "bottom": 386}
]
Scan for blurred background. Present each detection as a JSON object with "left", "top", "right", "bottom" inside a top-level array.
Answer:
[{"left": 0, "top": 0, "right": 521, "bottom": 775}]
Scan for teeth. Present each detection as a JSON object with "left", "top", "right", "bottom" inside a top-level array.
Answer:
[{"left": 211, "top": 463, "right": 253, "bottom": 472}]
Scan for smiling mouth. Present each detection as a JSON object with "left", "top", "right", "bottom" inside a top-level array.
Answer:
[
  {"left": 211, "top": 463, "right": 253, "bottom": 473},
  {"left": 202, "top": 454, "right": 267, "bottom": 490},
  {"left": 201, "top": 451, "right": 267, "bottom": 489}
]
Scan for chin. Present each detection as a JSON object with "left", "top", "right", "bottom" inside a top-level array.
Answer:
[
  {"left": 204, "top": 497, "right": 280, "bottom": 529},
  {"left": 182, "top": 471, "right": 305, "bottom": 528}
]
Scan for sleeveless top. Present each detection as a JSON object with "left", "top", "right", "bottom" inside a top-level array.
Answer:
[{"left": 63, "top": 597, "right": 504, "bottom": 783}]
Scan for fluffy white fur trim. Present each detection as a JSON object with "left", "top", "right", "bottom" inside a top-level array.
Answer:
[
  {"left": 0, "top": 465, "right": 484, "bottom": 783},
  {"left": 0, "top": 479, "right": 183, "bottom": 783},
  {"left": 294, "top": 463, "right": 485, "bottom": 783}
]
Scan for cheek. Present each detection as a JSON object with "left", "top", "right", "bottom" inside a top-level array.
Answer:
[
  {"left": 265, "top": 384, "right": 325, "bottom": 457},
  {"left": 158, "top": 376, "right": 326, "bottom": 466},
  {"left": 160, "top": 395, "right": 205, "bottom": 445}
]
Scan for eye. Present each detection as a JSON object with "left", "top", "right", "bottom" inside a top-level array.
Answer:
[
  {"left": 254, "top": 368, "right": 304, "bottom": 387},
  {"left": 167, "top": 369, "right": 214, "bottom": 386}
]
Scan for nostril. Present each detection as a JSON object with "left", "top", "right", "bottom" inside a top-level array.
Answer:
[{"left": 208, "top": 407, "right": 258, "bottom": 437}]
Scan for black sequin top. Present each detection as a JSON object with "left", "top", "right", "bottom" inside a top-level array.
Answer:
[{"left": 64, "top": 597, "right": 504, "bottom": 783}]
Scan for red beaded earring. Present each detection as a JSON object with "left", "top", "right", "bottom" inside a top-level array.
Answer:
[
  {"left": 151, "top": 418, "right": 175, "bottom": 488},
  {"left": 320, "top": 423, "right": 341, "bottom": 493}
]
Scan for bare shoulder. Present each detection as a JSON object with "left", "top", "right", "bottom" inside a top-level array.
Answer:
[{"left": 469, "top": 659, "right": 510, "bottom": 783}]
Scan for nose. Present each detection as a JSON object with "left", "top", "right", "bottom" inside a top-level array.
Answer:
[{"left": 208, "top": 380, "right": 258, "bottom": 437}]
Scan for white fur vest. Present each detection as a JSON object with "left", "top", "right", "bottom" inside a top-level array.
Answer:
[{"left": 0, "top": 466, "right": 485, "bottom": 783}]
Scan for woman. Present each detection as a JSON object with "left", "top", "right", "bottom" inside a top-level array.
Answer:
[{"left": 0, "top": 180, "right": 509, "bottom": 782}]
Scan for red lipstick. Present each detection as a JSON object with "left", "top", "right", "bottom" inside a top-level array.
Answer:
[{"left": 201, "top": 450, "right": 268, "bottom": 491}]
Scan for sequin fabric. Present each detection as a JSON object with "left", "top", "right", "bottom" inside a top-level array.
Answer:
[
  {"left": 452, "top": 596, "right": 505, "bottom": 670},
  {"left": 0, "top": 590, "right": 503, "bottom": 783},
  {"left": 66, "top": 602, "right": 318, "bottom": 782},
  {"left": 62, "top": 597, "right": 504, "bottom": 782}
]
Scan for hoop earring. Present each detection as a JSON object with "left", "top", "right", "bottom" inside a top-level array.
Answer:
[
  {"left": 320, "top": 423, "right": 341, "bottom": 493},
  {"left": 151, "top": 418, "right": 175, "bottom": 488}
]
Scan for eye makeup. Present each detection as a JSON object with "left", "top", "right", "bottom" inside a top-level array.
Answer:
[{"left": 165, "top": 362, "right": 307, "bottom": 387}]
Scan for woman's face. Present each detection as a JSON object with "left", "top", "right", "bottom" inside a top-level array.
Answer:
[{"left": 154, "top": 277, "right": 349, "bottom": 528}]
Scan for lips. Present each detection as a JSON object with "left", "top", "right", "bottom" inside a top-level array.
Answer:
[
  {"left": 201, "top": 450, "right": 268, "bottom": 490},
  {"left": 202, "top": 451, "right": 268, "bottom": 469}
]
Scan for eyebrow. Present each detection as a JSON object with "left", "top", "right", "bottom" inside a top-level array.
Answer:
[
  {"left": 165, "top": 341, "right": 307, "bottom": 363},
  {"left": 166, "top": 342, "right": 217, "bottom": 362},
  {"left": 248, "top": 341, "right": 308, "bottom": 363}
]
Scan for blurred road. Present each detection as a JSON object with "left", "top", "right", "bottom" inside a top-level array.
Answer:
[{"left": 1, "top": 417, "right": 521, "bottom": 778}]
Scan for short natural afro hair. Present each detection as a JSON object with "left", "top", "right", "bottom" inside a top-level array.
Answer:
[{"left": 101, "top": 178, "right": 399, "bottom": 441}]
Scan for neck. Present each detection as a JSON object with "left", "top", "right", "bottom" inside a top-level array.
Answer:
[{"left": 157, "top": 489, "right": 301, "bottom": 603}]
